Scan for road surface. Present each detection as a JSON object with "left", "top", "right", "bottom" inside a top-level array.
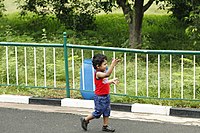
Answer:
[{"left": 0, "top": 103, "right": 199, "bottom": 133}]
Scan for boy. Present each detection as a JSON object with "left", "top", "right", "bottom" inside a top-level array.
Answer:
[{"left": 80, "top": 53, "right": 120, "bottom": 132}]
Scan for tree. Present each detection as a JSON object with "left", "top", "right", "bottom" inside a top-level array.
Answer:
[
  {"left": 9, "top": 0, "right": 200, "bottom": 48},
  {"left": 165, "top": 0, "right": 200, "bottom": 41},
  {"left": 16, "top": 0, "right": 165, "bottom": 48},
  {"left": 165, "top": 0, "right": 200, "bottom": 21},
  {"left": 91, "top": 0, "right": 158, "bottom": 48},
  {"left": 91, "top": 0, "right": 164, "bottom": 48},
  {"left": 0, "top": 0, "right": 5, "bottom": 17},
  {"left": 115, "top": 0, "right": 155, "bottom": 48},
  {"left": 98, "top": 0, "right": 200, "bottom": 48},
  {"left": 16, "top": 0, "right": 100, "bottom": 31},
  {"left": 185, "top": 6, "right": 200, "bottom": 41}
]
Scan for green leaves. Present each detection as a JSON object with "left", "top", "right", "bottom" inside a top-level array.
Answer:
[
  {"left": 163, "top": 0, "right": 200, "bottom": 41},
  {"left": 185, "top": 6, "right": 200, "bottom": 40},
  {"left": 15, "top": 0, "right": 99, "bottom": 31},
  {"left": 0, "top": 0, "right": 5, "bottom": 17}
]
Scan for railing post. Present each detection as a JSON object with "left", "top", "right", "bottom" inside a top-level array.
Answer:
[{"left": 63, "top": 32, "right": 70, "bottom": 98}]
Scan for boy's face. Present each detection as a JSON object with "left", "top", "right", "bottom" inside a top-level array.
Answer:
[{"left": 97, "top": 59, "right": 108, "bottom": 72}]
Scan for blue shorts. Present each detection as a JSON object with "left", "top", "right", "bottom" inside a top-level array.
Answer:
[{"left": 92, "top": 94, "right": 111, "bottom": 118}]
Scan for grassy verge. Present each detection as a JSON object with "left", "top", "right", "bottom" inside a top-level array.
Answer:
[{"left": 0, "top": 13, "right": 200, "bottom": 108}]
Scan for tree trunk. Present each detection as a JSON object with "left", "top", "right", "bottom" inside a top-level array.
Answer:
[
  {"left": 117, "top": 0, "right": 154, "bottom": 48},
  {"left": 128, "top": 14, "right": 136, "bottom": 48},
  {"left": 130, "top": 0, "right": 144, "bottom": 48}
]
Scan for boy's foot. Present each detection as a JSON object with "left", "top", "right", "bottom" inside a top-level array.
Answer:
[
  {"left": 102, "top": 125, "right": 115, "bottom": 132},
  {"left": 80, "top": 117, "right": 89, "bottom": 131}
]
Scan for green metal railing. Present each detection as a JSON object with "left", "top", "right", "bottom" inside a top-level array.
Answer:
[
  {"left": 0, "top": 32, "right": 200, "bottom": 101},
  {"left": 0, "top": 42, "right": 66, "bottom": 91}
]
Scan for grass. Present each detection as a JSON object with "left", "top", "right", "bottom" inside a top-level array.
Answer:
[
  {"left": 1, "top": 1, "right": 200, "bottom": 108},
  {"left": 0, "top": 86, "right": 66, "bottom": 98},
  {"left": 1, "top": 46, "right": 200, "bottom": 108}
]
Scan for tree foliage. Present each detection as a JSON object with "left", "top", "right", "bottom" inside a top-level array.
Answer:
[
  {"left": 12, "top": 0, "right": 200, "bottom": 47},
  {"left": 185, "top": 6, "right": 200, "bottom": 40},
  {"left": 166, "top": 0, "right": 200, "bottom": 21},
  {"left": 16, "top": 0, "right": 102, "bottom": 31},
  {"left": 15, "top": 0, "right": 157, "bottom": 48},
  {"left": 165, "top": 0, "right": 200, "bottom": 40},
  {"left": 0, "top": 0, "right": 5, "bottom": 17}
]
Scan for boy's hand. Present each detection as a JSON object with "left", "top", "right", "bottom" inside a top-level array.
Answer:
[
  {"left": 112, "top": 59, "right": 120, "bottom": 66},
  {"left": 112, "top": 78, "right": 119, "bottom": 85}
]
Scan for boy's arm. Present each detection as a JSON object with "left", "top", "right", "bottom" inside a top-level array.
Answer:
[
  {"left": 108, "top": 78, "right": 119, "bottom": 85},
  {"left": 96, "top": 59, "right": 120, "bottom": 79}
]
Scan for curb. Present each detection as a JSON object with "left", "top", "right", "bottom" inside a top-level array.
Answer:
[
  {"left": 170, "top": 108, "right": 200, "bottom": 118},
  {"left": 0, "top": 95, "right": 31, "bottom": 104},
  {"left": 111, "top": 103, "right": 132, "bottom": 112},
  {"left": 131, "top": 103, "right": 171, "bottom": 115},
  {"left": 29, "top": 97, "right": 62, "bottom": 106},
  {"left": 0, "top": 95, "right": 200, "bottom": 118}
]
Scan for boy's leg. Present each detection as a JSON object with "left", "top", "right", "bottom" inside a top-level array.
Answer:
[
  {"left": 85, "top": 114, "right": 94, "bottom": 121},
  {"left": 81, "top": 95, "right": 98, "bottom": 131},
  {"left": 102, "top": 96, "right": 115, "bottom": 132},
  {"left": 102, "top": 116, "right": 115, "bottom": 132},
  {"left": 80, "top": 114, "right": 94, "bottom": 131},
  {"left": 103, "top": 116, "right": 109, "bottom": 126}
]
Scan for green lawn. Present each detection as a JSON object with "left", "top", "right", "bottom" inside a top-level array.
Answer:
[{"left": 1, "top": 0, "right": 200, "bottom": 108}]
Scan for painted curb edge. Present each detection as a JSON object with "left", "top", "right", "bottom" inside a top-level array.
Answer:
[
  {"left": 170, "top": 107, "right": 200, "bottom": 118},
  {"left": 0, "top": 95, "right": 200, "bottom": 118}
]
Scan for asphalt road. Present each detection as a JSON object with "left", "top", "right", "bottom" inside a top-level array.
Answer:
[{"left": 0, "top": 107, "right": 199, "bottom": 133}]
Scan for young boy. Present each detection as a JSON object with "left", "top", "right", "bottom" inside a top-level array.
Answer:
[{"left": 80, "top": 53, "right": 120, "bottom": 132}]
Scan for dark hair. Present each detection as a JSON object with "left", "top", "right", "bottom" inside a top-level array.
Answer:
[{"left": 92, "top": 54, "right": 107, "bottom": 69}]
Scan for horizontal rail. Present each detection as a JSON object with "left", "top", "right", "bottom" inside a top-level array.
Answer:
[
  {"left": 67, "top": 44, "right": 200, "bottom": 55},
  {"left": 0, "top": 83, "right": 65, "bottom": 90},
  {"left": 0, "top": 42, "right": 63, "bottom": 47},
  {"left": 1, "top": 42, "right": 200, "bottom": 55}
]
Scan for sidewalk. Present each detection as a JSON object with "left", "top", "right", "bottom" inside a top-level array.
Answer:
[{"left": 0, "top": 94, "right": 200, "bottom": 118}]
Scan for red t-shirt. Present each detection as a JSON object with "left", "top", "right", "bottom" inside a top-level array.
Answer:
[{"left": 94, "top": 72, "right": 110, "bottom": 95}]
